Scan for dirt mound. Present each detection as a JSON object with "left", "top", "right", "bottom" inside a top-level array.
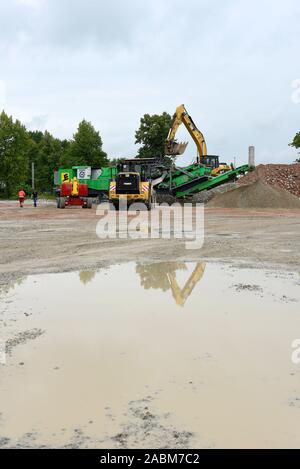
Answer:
[
  {"left": 191, "top": 182, "right": 237, "bottom": 203},
  {"left": 238, "top": 164, "right": 300, "bottom": 197},
  {"left": 207, "top": 179, "right": 300, "bottom": 209}
]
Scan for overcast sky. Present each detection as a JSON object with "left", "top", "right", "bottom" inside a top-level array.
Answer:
[{"left": 0, "top": 0, "right": 299, "bottom": 165}]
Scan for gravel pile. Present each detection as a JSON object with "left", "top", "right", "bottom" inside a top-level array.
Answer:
[
  {"left": 207, "top": 179, "right": 300, "bottom": 209},
  {"left": 191, "top": 182, "right": 237, "bottom": 203},
  {"left": 237, "top": 164, "right": 300, "bottom": 198}
]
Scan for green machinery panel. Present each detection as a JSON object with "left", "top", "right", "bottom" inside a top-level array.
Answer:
[{"left": 55, "top": 166, "right": 117, "bottom": 196}]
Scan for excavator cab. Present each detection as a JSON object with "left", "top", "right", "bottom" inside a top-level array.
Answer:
[
  {"left": 165, "top": 105, "right": 232, "bottom": 176},
  {"left": 200, "top": 155, "right": 220, "bottom": 169}
]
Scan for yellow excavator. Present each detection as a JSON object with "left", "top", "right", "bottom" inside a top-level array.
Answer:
[{"left": 165, "top": 104, "right": 231, "bottom": 176}]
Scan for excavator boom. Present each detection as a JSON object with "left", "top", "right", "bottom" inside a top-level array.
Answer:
[{"left": 165, "top": 104, "right": 207, "bottom": 158}]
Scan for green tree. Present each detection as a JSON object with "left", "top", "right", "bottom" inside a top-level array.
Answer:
[
  {"left": 26, "top": 131, "right": 71, "bottom": 192},
  {"left": 0, "top": 111, "right": 30, "bottom": 197},
  {"left": 290, "top": 132, "right": 300, "bottom": 162},
  {"left": 59, "top": 139, "right": 71, "bottom": 167},
  {"left": 28, "top": 130, "right": 44, "bottom": 145},
  {"left": 68, "top": 119, "right": 108, "bottom": 168},
  {"left": 34, "top": 131, "right": 65, "bottom": 191},
  {"left": 135, "top": 112, "right": 172, "bottom": 159}
]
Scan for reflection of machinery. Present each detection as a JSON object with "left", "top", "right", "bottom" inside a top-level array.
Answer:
[
  {"left": 57, "top": 177, "right": 93, "bottom": 209},
  {"left": 109, "top": 159, "right": 155, "bottom": 211},
  {"left": 165, "top": 104, "right": 231, "bottom": 175},
  {"left": 136, "top": 261, "right": 206, "bottom": 306},
  {"left": 167, "top": 263, "right": 206, "bottom": 306}
]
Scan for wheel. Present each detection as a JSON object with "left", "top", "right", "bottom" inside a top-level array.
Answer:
[
  {"left": 109, "top": 202, "right": 119, "bottom": 211},
  {"left": 59, "top": 197, "right": 65, "bottom": 209},
  {"left": 87, "top": 198, "right": 93, "bottom": 209},
  {"left": 57, "top": 197, "right": 60, "bottom": 208}
]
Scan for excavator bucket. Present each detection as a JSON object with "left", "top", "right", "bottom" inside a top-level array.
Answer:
[{"left": 165, "top": 141, "right": 188, "bottom": 156}]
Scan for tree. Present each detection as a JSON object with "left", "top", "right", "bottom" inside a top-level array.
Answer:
[
  {"left": 0, "top": 111, "right": 30, "bottom": 197},
  {"left": 34, "top": 131, "right": 66, "bottom": 191},
  {"left": 68, "top": 119, "right": 108, "bottom": 168},
  {"left": 135, "top": 112, "right": 172, "bottom": 159},
  {"left": 289, "top": 132, "right": 300, "bottom": 162},
  {"left": 136, "top": 262, "right": 187, "bottom": 292}
]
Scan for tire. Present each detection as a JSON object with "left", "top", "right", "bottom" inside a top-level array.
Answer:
[
  {"left": 57, "top": 197, "right": 60, "bottom": 208},
  {"left": 59, "top": 197, "right": 65, "bottom": 209},
  {"left": 87, "top": 198, "right": 93, "bottom": 209},
  {"left": 109, "top": 202, "right": 119, "bottom": 211}
]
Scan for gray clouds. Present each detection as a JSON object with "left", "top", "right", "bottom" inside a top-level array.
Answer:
[{"left": 0, "top": 0, "right": 299, "bottom": 164}]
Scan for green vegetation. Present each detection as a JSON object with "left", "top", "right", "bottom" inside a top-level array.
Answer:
[
  {"left": 135, "top": 112, "right": 172, "bottom": 161},
  {"left": 290, "top": 131, "right": 300, "bottom": 162},
  {"left": 0, "top": 111, "right": 30, "bottom": 198},
  {"left": 64, "top": 120, "right": 108, "bottom": 168},
  {"left": 0, "top": 111, "right": 109, "bottom": 198}
]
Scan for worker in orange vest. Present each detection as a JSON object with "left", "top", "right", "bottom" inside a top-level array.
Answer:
[{"left": 18, "top": 189, "right": 25, "bottom": 208}]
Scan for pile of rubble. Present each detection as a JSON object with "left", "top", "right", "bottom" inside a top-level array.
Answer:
[
  {"left": 208, "top": 179, "right": 300, "bottom": 209},
  {"left": 237, "top": 164, "right": 300, "bottom": 198},
  {"left": 191, "top": 182, "right": 237, "bottom": 203}
]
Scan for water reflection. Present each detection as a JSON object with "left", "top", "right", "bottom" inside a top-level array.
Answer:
[
  {"left": 136, "top": 262, "right": 206, "bottom": 307},
  {"left": 0, "top": 277, "right": 25, "bottom": 296},
  {"left": 79, "top": 271, "right": 96, "bottom": 285},
  {"left": 78, "top": 262, "right": 206, "bottom": 307}
]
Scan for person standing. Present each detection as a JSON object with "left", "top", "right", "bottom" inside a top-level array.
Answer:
[
  {"left": 32, "top": 190, "right": 38, "bottom": 207},
  {"left": 18, "top": 189, "right": 25, "bottom": 208}
]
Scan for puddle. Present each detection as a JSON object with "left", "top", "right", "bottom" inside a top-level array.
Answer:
[{"left": 0, "top": 262, "right": 300, "bottom": 448}]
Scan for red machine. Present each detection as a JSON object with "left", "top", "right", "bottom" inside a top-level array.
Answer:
[{"left": 57, "top": 178, "right": 93, "bottom": 209}]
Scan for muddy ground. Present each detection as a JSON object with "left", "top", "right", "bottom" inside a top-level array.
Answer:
[
  {"left": 1, "top": 200, "right": 300, "bottom": 286},
  {"left": 0, "top": 200, "right": 300, "bottom": 449}
]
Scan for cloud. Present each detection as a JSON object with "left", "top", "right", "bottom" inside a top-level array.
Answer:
[
  {"left": 0, "top": 0, "right": 299, "bottom": 164},
  {"left": 16, "top": 0, "right": 44, "bottom": 7}
]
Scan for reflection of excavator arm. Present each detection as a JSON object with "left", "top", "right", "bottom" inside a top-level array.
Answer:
[
  {"left": 165, "top": 104, "right": 207, "bottom": 158},
  {"left": 167, "top": 262, "right": 206, "bottom": 307}
]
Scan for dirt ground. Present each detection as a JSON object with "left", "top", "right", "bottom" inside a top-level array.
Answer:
[
  {"left": 0, "top": 200, "right": 300, "bottom": 287},
  {"left": 1, "top": 200, "right": 300, "bottom": 449}
]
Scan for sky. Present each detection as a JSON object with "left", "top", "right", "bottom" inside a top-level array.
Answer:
[{"left": 0, "top": 0, "right": 299, "bottom": 166}]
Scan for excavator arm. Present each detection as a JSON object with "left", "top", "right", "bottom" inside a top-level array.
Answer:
[{"left": 165, "top": 104, "right": 207, "bottom": 158}]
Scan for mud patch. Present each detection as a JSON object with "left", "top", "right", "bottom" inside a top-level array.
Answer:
[
  {"left": 108, "top": 398, "right": 195, "bottom": 449},
  {"left": 233, "top": 283, "right": 263, "bottom": 293},
  {"left": 5, "top": 329, "right": 45, "bottom": 356}
]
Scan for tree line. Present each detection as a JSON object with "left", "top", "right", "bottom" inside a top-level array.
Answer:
[
  {"left": 0, "top": 111, "right": 109, "bottom": 197},
  {"left": 0, "top": 107, "right": 298, "bottom": 198},
  {"left": 0, "top": 110, "right": 172, "bottom": 198}
]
